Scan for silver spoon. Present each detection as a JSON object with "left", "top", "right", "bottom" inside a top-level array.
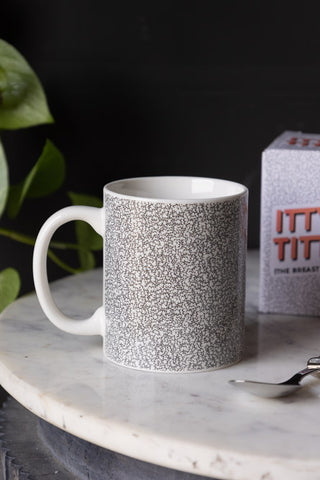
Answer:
[{"left": 229, "top": 355, "right": 320, "bottom": 398}]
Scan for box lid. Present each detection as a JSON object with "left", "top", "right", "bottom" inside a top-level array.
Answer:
[{"left": 265, "top": 130, "right": 320, "bottom": 151}]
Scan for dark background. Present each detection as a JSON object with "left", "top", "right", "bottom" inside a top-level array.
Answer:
[{"left": 2, "top": 0, "right": 320, "bottom": 295}]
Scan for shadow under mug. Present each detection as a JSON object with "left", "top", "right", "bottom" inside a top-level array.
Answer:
[{"left": 33, "top": 176, "right": 248, "bottom": 373}]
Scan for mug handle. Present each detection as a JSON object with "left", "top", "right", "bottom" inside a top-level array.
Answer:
[{"left": 33, "top": 206, "right": 104, "bottom": 336}]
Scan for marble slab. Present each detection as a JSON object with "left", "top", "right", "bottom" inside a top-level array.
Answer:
[{"left": 1, "top": 251, "right": 320, "bottom": 479}]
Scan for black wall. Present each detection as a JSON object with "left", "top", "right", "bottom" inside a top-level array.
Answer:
[{"left": 2, "top": 1, "right": 320, "bottom": 294}]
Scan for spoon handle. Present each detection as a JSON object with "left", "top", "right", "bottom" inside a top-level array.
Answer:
[
  {"left": 284, "top": 365, "right": 320, "bottom": 385},
  {"left": 307, "top": 355, "right": 320, "bottom": 368}
]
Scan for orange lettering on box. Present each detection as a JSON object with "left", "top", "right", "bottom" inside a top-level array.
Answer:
[
  {"left": 284, "top": 208, "right": 318, "bottom": 232},
  {"left": 291, "top": 237, "right": 298, "bottom": 260},
  {"left": 299, "top": 235, "right": 320, "bottom": 259},
  {"left": 273, "top": 237, "right": 290, "bottom": 261},
  {"left": 276, "top": 210, "right": 283, "bottom": 233}
]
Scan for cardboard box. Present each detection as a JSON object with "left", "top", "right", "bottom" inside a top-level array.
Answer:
[{"left": 259, "top": 130, "right": 320, "bottom": 315}]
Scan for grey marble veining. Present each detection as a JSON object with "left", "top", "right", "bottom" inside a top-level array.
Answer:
[{"left": 0, "top": 251, "right": 320, "bottom": 479}]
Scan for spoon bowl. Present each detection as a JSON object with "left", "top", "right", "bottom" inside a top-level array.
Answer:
[
  {"left": 229, "top": 379, "right": 301, "bottom": 398},
  {"left": 229, "top": 355, "right": 320, "bottom": 398}
]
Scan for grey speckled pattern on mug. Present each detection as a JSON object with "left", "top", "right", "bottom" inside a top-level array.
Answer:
[{"left": 104, "top": 193, "right": 248, "bottom": 372}]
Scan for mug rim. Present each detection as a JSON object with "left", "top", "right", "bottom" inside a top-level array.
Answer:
[{"left": 104, "top": 176, "right": 248, "bottom": 204}]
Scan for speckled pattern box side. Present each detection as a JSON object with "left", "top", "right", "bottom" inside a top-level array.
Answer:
[{"left": 259, "top": 131, "right": 320, "bottom": 315}]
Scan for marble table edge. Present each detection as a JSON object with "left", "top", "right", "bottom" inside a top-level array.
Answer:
[
  {"left": 0, "top": 357, "right": 316, "bottom": 480},
  {"left": 0, "top": 253, "right": 318, "bottom": 480}
]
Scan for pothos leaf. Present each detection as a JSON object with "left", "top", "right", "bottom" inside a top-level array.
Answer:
[
  {"left": 0, "top": 268, "right": 20, "bottom": 313},
  {"left": 0, "top": 138, "right": 8, "bottom": 218},
  {"left": 7, "top": 139, "right": 65, "bottom": 218},
  {"left": 68, "top": 192, "right": 103, "bottom": 270},
  {"left": 0, "top": 39, "right": 54, "bottom": 129}
]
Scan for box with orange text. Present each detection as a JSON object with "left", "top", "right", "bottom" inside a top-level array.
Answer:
[{"left": 259, "top": 131, "right": 320, "bottom": 315}]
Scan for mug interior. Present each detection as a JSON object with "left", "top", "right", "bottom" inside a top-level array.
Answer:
[{"left": 105, "top": 176, "right": 246, "bottom": 202}]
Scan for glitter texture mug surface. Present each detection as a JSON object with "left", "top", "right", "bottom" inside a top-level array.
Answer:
[{"left": 33, "top": 177, "right": 248, "bottom": 372}]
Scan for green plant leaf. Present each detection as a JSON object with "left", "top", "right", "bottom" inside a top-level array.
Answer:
[
  {"left": 68, "top": 192, "right": 102, "bottom": 209},
  {"left": 0, "top": 268, "right": 20, "bottom": 313},
  {"left": 0, "top": 39, "right": 54, "bottom": 129},
  {"left": 7, "top": 139, "right": 65, "bottom": 218},
  {"left": 24, "top": 139, "right": 65, "bottom": 198},
  {"left": 0, "top": 138, "right": 8, "bottom": 218},
  {"left": 68, "top": 192, "right": 103, "bottom": 270},
  {"left": 68, "top": 192, "right": 103, "bottom": 250},
  {"left": 75, "top": 249, "right": 96, "bottom": 271}
]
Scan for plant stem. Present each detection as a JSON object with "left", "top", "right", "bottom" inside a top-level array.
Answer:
[
  {"left": 0, "top": 227, "right": 35, "bottom": 246},
  {"left": 0, "top": 227, "right": 86, "bottom": 250},
  {"left": 0, "top": 227, "right": 87, "bottom": 274},
  {"left": 47, "top": 250, "right": 83, "bottom": 274}
]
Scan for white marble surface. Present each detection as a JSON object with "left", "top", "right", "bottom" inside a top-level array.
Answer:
[{"left": 1, "top": 250, "right": 320, "bottom": 479}]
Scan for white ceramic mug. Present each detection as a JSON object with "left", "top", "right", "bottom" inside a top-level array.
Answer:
[{"left": 33, "top": 176, "right": 248, "bottom": 372}]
